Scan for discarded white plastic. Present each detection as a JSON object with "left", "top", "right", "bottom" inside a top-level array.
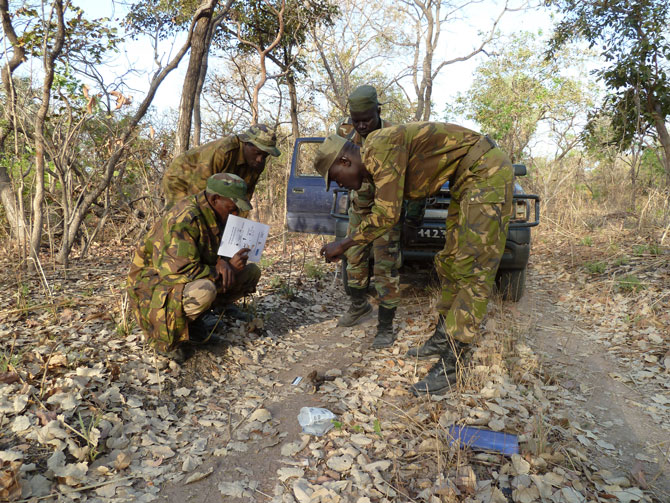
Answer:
[{"left": 297, "top": 407, "right": 336, "bottom": 436}]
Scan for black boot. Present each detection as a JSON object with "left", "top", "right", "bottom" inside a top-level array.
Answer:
[
  {"left": 405, "top": 315, "right": 449, "bottom": 359},
  {"left": 411, "top": 341, "right": 469, "bottom": 396},
  {"left": 188, "top": 312, "right": 224, "bottom": 345},
  {"left": 372, "top": 306, "right": 396, "bottom": 349},
  {"left": 223, "top": 303, "right": 254, "bottom": 322},
  {"left": 337, "top": 287, "right": 372, "bottom": 327},
  {"left": 155, "top": 346, "right": 188, "bottom": 364}
]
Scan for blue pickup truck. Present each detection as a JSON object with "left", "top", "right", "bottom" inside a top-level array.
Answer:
[{"left": 285, "top": 137, "right": 540, "bottom": 301}]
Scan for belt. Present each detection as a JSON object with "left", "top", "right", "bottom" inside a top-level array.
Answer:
[{"left": 451, "top": 135, "right": 497, "bottom": 195}]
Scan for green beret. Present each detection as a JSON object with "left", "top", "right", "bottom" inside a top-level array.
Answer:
[
  {"left": 238, "top": 124, "right": 281, "bottom": 157},
  {"left": 206, "top": 173, "right": 252, "bottom": 211},
  {"left": 313, "top": 135, "right": 348, "bottom": 191},
  {"left": 348, "top": 85, "right": 380, "bottom": 113}
]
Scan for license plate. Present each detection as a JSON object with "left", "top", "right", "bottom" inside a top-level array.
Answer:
[{"left": 415, "top": 227, "right": 446, "bottom": 240}]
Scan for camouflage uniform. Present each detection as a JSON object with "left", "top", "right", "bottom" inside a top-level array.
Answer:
[
  {"left": 336, "top": 118, "right": 401, "bottom": 308},
  {"left": 162, "top": 125, "right": 280, "bottom": 208},
  {"left": 127, "top": 191, "right": 261, "bottom": 350},
  {"left": 350, "top": 122, "right": 514, "bottom": 344}
]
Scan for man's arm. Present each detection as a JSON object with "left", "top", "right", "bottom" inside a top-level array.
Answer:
[{"left": 350, "top": 134, "right": 409, "bottom": 245}]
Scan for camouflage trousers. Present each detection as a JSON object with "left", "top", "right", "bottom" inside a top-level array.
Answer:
[
  {"left": 182, "top": 264, "right": 261, "bottom": 321},
  {"left": 345, "top": 182, "right": 401, "bottom": 309},
  {"left": 434, "top": 148, "right": 514, "bottom": 344}
]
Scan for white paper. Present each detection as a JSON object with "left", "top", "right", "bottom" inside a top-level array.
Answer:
[{"left": 218, "top": 215, "right": 269, "bottom": 263}]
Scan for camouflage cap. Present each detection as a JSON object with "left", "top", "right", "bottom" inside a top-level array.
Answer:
[
  {"left": 206, "top": 173, "right": 252, "bottom": 212},
  {"left": 238, "top": 124, "right": 280, "bottom": 157},
  {"left": 348, "top": 85, "right": 380, "bottom": 113},
  {"left": 313, "top": 134, "right": 348, "bottom": 191}
]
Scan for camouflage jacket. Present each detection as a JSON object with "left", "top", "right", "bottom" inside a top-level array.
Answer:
[
  {"left": 162, "top": 135, "right": 261, "bottom": 207},
  {"left": 336, "top": 118, "right": 394, "bottom": 147},
  {"left": 351, "top": 122, "right": 484, "bottom": 245},
  {"left": 336, "top": 118, "right": 393, "bottom": 213},
  {"left": 127, "top": 191, "right": 222, "bottom": 349}
]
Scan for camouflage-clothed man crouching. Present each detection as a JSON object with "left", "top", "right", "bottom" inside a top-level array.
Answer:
[
  {"left": 128, "top": 173, "right": 261, "bottom": 362},
  {"left": 162, "top": 124, "right": 280, "bottom": 208},
  {"left": 334, "top": 85, "right": 400, "bottom": 348},
  {"left": 314, "top": 122, "right": 514, "bottom": 395}
]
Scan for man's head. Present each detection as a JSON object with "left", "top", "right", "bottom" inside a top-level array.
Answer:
[
  {"left": 348, "top": 85, "right": 382, "bottom": 138},
  {"left": 205, "top": 173, "right": 252, "bottom": 224},
  {"left": 239, "top": 124, "right": 280, "bottom": 171},
  {"left": 313, "top": 135, "right": 366, "bottom": 191}
]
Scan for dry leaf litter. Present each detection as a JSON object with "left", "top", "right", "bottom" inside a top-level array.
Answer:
[{"left": 0, "top": 233, "right": 667, "bottom": 502}]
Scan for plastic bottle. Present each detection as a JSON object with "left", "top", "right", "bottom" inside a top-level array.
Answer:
[{"left": 297, "top": 407, "right": 336, "bottom": 436}]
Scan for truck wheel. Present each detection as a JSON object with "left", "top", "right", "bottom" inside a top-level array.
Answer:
[{"left": 496, "top": 268, "right": 526, "bottom": 302}]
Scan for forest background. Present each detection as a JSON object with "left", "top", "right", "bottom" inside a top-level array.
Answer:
[{"left": 0, "top": 0, "right": 669, "bottom": 267}]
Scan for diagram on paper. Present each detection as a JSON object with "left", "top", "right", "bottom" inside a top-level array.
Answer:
[{"left": 218, "top": 215, "right": 270, "bottom": 263}]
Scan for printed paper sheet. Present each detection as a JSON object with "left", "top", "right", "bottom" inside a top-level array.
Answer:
[{"left": 218, "top": 215, "right": 269, "bottom": 263}]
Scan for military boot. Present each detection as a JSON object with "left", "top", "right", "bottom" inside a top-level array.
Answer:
[
  {"left": 188, "top": 312, "right": 225, "bottom": 345},
  {"left": 372, "top": 306, "right": 396, "bottom": 349},
  {"left": 411, "top": 341, "right": 469, "bottom": 396},
  {"left": 337, "top": 287, "right": 372, "bottom": 327},
  {"left": 405, "top": 315, "right": 449, "bottom": 359}
]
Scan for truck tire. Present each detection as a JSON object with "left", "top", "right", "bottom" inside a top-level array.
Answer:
[{"left": 496, "top": 268, "right": 526, "bottom": 302}]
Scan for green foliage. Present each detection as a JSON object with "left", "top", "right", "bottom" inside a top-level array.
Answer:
[
  {"left": 269, "top": 276, "right": 295, "bottom": 298},
  {"left": 126, "top": 0, "right": 203, "bottom": 40},
  {"left": 0, "top": 350, "right": 21, "bottom": 373},
  {"left": 584, "top": 261, "right": 606, "bottom": 274},
  {"left": 259, "top": 256, "right": 277, "bottom": 268},
  {"left": 579, "top": 236, "right": 593, "bottom": 246},
  {"left": 373, "top": 419, "right": 382, "bottom": 437},
  {"left": 304, "top": 261, "right": 325, "bottom": 280},
  {"left": 450, "top": 31, "right": 595, "bottom": 162},
  {"left": 633, "top": 244, "right": 647, "bottom": 255},
  {"left": 613, "top": 255, "right": 629, "bottom": 266},
  {"left": 633, "top": 243, "right": 663, "bottom": 255},
  {"left": 548, "top": 0, "right": 670, "bottom": 167},
  {"left": 76, "top": 411, "right": 103, "bottom": 462},
  {"left": 617, "top": 274, "right": 644, "bottom": 292}
]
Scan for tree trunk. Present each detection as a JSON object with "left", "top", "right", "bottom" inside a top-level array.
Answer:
[
  {"left": 174, "top": 0, "right": 217, "bottom": 156},
  {"left": 192, "top": 48, "right": 209, "bottom": 147},
  {"left": 647, "top": 96, "right": 670, "bottom": 188},
  {"left": 0, "top": 164, "right": 28, "bottom": 244},
  {"left": 0, "top": 0, "right": 29, "bottom": 248},
  {"left": 286, "top": 71, "right": 300, "bottom": 139},
  {"left": 31, "top": 0, "right": 65, "bottom": 259}
]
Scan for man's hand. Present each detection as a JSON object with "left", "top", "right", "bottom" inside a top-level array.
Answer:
[
  {"left": 229, "top": 248, "right": 250, "bottom": 272},
  {"left": 320, "top": 240, "right": 350, "bottom": 263},
  {"left": 216, "top": 257, "right": 235, "bottom": 292}
]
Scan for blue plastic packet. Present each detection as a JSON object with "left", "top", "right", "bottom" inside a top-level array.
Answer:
[{"left": 448, "top": 425, "right": 519, "bottom": 456}]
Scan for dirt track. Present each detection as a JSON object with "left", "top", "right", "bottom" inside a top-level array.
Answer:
[{"left": 156, "top": 260, "right": 669, "bottom": 502}]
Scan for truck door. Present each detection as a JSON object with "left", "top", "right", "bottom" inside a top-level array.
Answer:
[{"left": 286, "top": 137, "right": 340, "bottom": 235}]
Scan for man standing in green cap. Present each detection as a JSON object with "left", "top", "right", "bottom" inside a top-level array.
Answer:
[
  {"left": 334, "top": 85, "right": 400, "bottom": 349},
  {"left": 162, "top": 124, "right": 281, "bottom": 209},
  {"left": 128, "top": 173, "right": 261, "bottom": 363},
  {"left": 314, "top": 122, "right": 514, "bottom": 395}
]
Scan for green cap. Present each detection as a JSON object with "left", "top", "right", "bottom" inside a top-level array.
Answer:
[
  {"left": 313, "top": 134, "right": 348, "bottom": 191},
  {"left": 206, "top": 173, "right": 252, "bottom": 211},
  {"left": 348, "top": 85, "right": 380, "bottom": 113},
  {"left": 238, "top": 124, "right": 281, "bottom": 157}
]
